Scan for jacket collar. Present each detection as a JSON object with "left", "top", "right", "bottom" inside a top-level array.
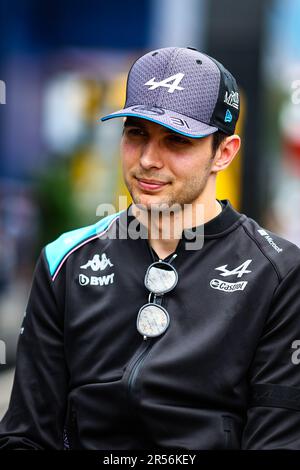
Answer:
[{"left": 123, "top": 199, "right": 244, "bottom": 239}]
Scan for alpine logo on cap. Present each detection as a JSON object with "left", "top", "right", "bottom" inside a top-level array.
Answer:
[
  {"left": 224, "top": 91, "right": 239, "bottom": 109},
  {"left": 144, "top": 73, "right": 185, "bottom": 93}
]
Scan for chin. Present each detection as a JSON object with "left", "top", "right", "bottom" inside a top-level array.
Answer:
[
  {"left": 133, "top": 193, "right": 159, "bottom": 209},
  {"left": 133, "top": 194, "right": 175, "bottom": 212},
  {"left": 128, "top": 180, "right": 177, "bottom": 210}
]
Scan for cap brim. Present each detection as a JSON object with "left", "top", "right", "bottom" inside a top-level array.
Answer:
[{"left": 100, "top": 105, "right": 218, "bottom": 138}]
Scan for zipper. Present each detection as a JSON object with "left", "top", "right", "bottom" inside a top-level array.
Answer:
[
  {"left": 126, "top": 242, "right": 168, "bottom": 399},
  {"left": 126, "top": 240, "right": 157, "bottom": 396},
  {"left": 222, "top": 415, "right": 233, "bottom": 449},
  {"left": 224, "top": 429, "right": 231, "bottom": 449},
  {"left": 64, "top": 407, "right": 78, "bottom": 450},
  {"left": 63, "top": 428, "right": 70, "bottom": 450},
  {"left": 127, "top": 341, "right": 153, "bottom": 398}
]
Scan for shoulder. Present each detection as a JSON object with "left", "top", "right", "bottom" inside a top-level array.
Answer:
[
  {"left": 44, "top": 211, "right": 123, "bottom": 280},
  {"left": 240, "top": 214, "right": 300, "bottom": 281}
]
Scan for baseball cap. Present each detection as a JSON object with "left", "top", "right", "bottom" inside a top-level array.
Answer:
[{"left": 100, "top": 46, "right": 240, "bottom": 138}]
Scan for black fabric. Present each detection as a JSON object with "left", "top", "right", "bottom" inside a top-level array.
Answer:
[
  {"left": 250, "top": 384, "right": 300, "bottom": 411},
  {"left": 1, "top": 199, "right": 300, "bottom": 450},
  {"left": 208, "top": 56, "right": 240, "bottom": 135}
]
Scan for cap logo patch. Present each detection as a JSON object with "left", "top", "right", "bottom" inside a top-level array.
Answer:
[
  {"left": 144, "top": 73, "right": 185, "bottom": 93},
  {"left": 170, "top": 117, "right": 190, "bottom": 128},
  {"left": 225, "top": 109, "right": 232, "bottom": 123},
  {"left": 224, "top": 91, "right": 239, "bottom": 109}
]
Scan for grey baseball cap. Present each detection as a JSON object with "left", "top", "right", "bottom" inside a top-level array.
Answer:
[{"left": 101, "top": 47, "right": 240, "bottom": 138}]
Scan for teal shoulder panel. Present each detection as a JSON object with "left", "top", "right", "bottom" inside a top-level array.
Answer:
[{"left": 45, "top": 211, "right": 123, "bottom": 277}]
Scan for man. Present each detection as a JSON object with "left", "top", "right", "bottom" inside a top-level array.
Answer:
[{"left": 1, "top": 46, "right": 300, "bottom": 450}]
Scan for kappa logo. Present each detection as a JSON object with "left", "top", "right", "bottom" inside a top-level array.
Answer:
[
  {"left": 224, "top": 91, "right": 239, "bottom": 109},
  {"left": 210, "top": 279, "right": 248, "bottom": 292},
  {"left": 215, "top": 259, "right": 252, "bottom": 278},
  {"left": 257, "top": 229, "right": 283, "bottom": 253},
  {"left": 79, "top": 253, "right": 114, "bottom": 286},
  {"left": 80, "top": 253, "right": 113, "bottom": 272},
  {"left": 144, "top": 73, "right": 185, "bottom": 93}
]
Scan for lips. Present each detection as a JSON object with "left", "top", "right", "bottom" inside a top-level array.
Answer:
[{"left": 136, "top": 178, "right": 169, "bottom": 191}]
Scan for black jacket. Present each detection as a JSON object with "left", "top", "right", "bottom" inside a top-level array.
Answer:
[{"left": 1, "top": 199, "right": 300, "bottom": 450}]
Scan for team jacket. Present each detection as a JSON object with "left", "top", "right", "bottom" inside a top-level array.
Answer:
[{"left": 1, "top": 199, "right": 300, "bottom": 450}]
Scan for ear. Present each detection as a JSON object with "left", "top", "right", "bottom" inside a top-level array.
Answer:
[{"left": 211, "top": 135, "right": 241, "bottom": 173}]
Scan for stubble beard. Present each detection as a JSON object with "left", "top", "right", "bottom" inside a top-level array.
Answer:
[{"left": 125, "top": 161, "right": 213, "bottom": 214}]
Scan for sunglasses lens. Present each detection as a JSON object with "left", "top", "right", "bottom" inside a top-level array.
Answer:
[
  {"left": 137, "top": 303, "right": 170, "bottom": 338},
  {"left": 145, "top": 262, "right": 178, "bottom": 294}
]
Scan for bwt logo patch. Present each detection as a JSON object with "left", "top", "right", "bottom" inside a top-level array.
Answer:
[{"left": 79, "top": 273, "right": 115, "bottom": 287}]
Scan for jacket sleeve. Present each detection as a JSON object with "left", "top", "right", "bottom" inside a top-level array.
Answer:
[
  {"left": 242, "top": 262, "right": 300, "bottom": 449},
  {"left": 0, "top": 250, "right": 69, "bottom": 449}
]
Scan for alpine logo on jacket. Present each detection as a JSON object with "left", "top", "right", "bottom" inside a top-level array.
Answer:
[
  {"left": 215, "top": 259, "right": 252, "bottom": 278},
  {"left": 210, "top": 259, "right": 252, "bottom": 292},
  {"left": 79, "top": 252, "right": 114, "bottom": 287}
]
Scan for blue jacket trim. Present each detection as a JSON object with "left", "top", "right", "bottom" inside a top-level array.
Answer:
[{"left": 45, "top": 211, "right": 123, "bottom": 277}]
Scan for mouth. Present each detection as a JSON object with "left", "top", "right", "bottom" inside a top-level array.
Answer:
[{"left": 136, "top": 177, "right": 169, "bottom": 192}]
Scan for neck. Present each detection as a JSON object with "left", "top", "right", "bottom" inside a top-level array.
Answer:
[{"left": 132, "top": 192, "right": 222, "bottom": 259}]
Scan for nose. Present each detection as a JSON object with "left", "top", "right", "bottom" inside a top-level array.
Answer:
[{"left": 139, "top": 140, "right": 164, "bottom": 171}]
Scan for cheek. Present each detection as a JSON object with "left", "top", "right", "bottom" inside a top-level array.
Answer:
[
  {"left": 121, "top": 141, "right": 139, "bottom": 169},
  {"left": 169, "top": 154, "right": 207, "bottom": 182},
  {"left": 120, "top": 142, "right": 134, "bottom": 173}
]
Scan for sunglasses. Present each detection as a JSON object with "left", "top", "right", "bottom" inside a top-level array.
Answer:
[{"left": 137, "top": 254, "right": 178, "bottom": 339}]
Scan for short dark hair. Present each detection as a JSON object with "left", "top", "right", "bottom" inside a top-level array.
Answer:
[{"left": 211, "top": 130, "right": 228, "bottom": 155}]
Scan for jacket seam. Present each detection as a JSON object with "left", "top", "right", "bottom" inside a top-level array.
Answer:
[
  {"left": 41, "top": 248, "right": 63, "bottom": 313},
  {"left": 41, "top": 248, "right": 71, "bottom": 382}
]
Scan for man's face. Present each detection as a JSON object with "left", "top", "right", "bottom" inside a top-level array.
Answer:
[{"left": 121, "top": 117, "right": 216, "bottom": 210}]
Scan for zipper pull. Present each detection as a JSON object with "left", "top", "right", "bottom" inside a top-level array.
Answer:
[{"left": 169, "top": 253, "right": 178, "bottom": 265}]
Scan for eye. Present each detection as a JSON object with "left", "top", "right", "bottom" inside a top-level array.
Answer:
[
  {"left": 123, "top": 127, "right": 146, "bottom": 137},
  {"left": 167, "top": 134, "right": 191, "bottom": 145}
]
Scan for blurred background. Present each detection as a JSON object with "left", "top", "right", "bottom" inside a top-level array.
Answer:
[{"left": 1, "top": 0, "right": 300, "bottom": 418}]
